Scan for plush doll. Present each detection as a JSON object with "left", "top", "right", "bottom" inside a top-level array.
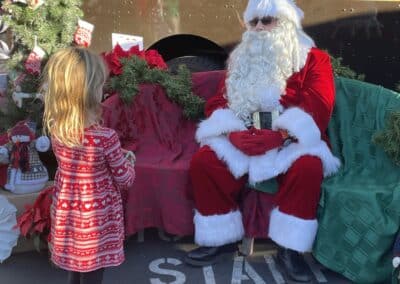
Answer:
[{"left": 0, "top": 121, "right": 50, "bottom": 194}]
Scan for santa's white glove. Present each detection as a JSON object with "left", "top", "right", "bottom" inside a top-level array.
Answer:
[
  {"left": 35, "top": 136, "right": 50, "bottom": 152},
  {"left": 0, "top": 146, "right": 8, "bottom": 164},
  {"left": 393, "top": 256, "right": 400, "bottom": 268}
]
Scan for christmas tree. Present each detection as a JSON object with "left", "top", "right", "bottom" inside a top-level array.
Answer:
[{"left": 0, "top": 0, "right": 84, "bottom": 132}]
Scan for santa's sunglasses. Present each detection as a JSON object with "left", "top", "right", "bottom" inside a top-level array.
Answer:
[{"left": 249, "top": 16, "right": 275, "bottom": 27}]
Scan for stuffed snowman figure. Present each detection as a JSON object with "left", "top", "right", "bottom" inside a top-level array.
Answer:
[{"left": 0, "top": 121, "right": 50, "bottom": 194}]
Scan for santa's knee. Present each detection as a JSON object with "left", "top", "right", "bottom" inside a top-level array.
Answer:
[{"left": 288, "top": 155, "right": 323, "bottom": 181}]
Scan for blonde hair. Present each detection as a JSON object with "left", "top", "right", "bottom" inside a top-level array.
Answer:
[{"left": 42, "top": 47, "right": 107, "bottom": 147}]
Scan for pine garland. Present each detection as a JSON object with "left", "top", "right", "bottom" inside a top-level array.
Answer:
[
  {"left": 373, "top": 112, "right": 400, "bottom": 165},
  {"left": 109, "top": 56, "right": 205, "bottom": 120},
  {"left": 329, "top": 54, "right": 365, "bottom": 81}
]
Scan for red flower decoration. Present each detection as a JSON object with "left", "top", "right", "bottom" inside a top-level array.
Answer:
[
  {"left": 144, "top": 50, "right": 168, "bottom": 70},
  {"left": 16, "top": 186, "right": 54, "bottom": 240},
  {"left": 101, "top": 44, "right": 167, "bottom": 76}
]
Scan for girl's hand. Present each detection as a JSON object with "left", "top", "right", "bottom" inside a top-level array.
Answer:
[{"left": 122, "top": 149, "right": 136, "bottom": 165}]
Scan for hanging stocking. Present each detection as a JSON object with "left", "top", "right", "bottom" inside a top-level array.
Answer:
[
  {"left": 24, "top": 45, "right": 45, "bottom": 75},
  {"left": 74, "top": 19, "right": 94, "bottom": 48}
]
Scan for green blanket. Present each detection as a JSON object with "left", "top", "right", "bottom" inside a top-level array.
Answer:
[{"left": 313, "top": 77, "right": 400, "bottom": 283}]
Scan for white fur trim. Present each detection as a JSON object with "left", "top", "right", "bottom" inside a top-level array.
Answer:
[
  {"left": 203, "top": 110, "right": 341, "bottom": 182},
  {"left": 248, "top": 140, "right": 340, "bottom": 184},
  {"left": 249, "top": 108, "right": 340, "bottom": 184},
  {"left": 196, "top": 109, "right": 246, "bottom": 143},
  {"left": 273, "top": 107, "right": 321, "bottom": 146},
  {"left": 203, "top": 136, "right": 249, "bottom": 179},
  {"left": 269, "top": 208, "right": 317, "bottom": 252},
  {"left": 194, "top": 210, "right": 244, "bottom": 246},
  {"left": 244, "top": 0, "right": 304, "bottom": 29},
  {"left": 276, "top": 142, "right": 341, "bottom": 177},
  {"left": 248, "top": 149, "right": 279, "bottom": 185}
]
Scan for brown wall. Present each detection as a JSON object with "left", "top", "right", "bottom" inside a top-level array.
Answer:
[{"left": 83, "top": 0, "right": 400, "bottom": 89}]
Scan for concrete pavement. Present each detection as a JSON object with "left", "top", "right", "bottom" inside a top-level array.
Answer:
[{"left": 0, "top": 229, "right": 350, "bottom": 284}]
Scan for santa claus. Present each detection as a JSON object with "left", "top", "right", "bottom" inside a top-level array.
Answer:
[{"left": 185, "top": 0, "right": 341, "bottom": 282}]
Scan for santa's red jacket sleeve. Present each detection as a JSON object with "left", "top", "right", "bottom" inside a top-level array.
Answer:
[{"left": 196, "top": 48, "right": 340, "bottom": 183}]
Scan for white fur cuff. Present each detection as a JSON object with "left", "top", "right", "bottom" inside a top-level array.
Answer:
[
  {"left": 268, "top": 208, "right": 318, "bottom": 252},
  {"left": 273, "top": 107, "right": 320, "bottom": 146},
  {"left": 194, "top": 210, "right": 244, "bottom": 247},
  {"left": 196, "top": 109, "right": 246, "bottom": 143},
  {"left": 204, "top": 136, "right": 249, "bottom": 179}
]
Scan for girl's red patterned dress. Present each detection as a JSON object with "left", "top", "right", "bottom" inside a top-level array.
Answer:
[{"left": 49, "top": 126, "right": 135, "bottom": 272}]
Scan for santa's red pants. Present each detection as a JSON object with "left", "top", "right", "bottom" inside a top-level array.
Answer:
[{"left": 190, "top": 145, "right": 323, "bottom": 252}]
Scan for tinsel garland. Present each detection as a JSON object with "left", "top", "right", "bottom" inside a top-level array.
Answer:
[
  {"left": 109, "top": 56, "right": 205, "bottom": 120},
  {"left": 373, "top": 111, "right": 400, "bottom": 165}
]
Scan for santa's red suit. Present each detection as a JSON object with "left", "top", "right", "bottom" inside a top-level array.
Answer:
[{"left": 190, "top": 47, "right": 340, "bottom": 253}]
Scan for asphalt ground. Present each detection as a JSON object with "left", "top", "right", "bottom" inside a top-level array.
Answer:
[{"left": 0, "top": 229, "right": 350, "bottom": 284}]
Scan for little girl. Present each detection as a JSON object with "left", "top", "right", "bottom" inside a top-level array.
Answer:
[{"left": 42, "top": 47, "right": 135, "bottom": 284}]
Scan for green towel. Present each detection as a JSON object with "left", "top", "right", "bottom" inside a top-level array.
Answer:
[{"left": 313, "top": 77, "right": 400, "bottom": 283}]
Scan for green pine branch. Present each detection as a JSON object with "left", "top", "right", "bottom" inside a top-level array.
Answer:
[
  {"left": 109, "top": 56, "right": 205, "bottom": 120},
  {"left": 329, "top": 53, "right": 365, "bottom": 81},
  {"left": 0, "top": 0, "right": 83, "bottom": 131},
  {"left": 373, "top": 112, "right": 400, "bottom": 165}
]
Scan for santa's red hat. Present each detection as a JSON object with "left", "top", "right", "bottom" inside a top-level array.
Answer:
[{"left": 243, "top": 0, "right": 304, "bottom": 29}]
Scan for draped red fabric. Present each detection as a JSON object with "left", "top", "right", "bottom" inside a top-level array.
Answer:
[
  {"left": 240, "top": 188, "right": 274, "bottom": 238},
  {"left": 101, "top": 71, "right": 238, "bottom": 237},
  {"left": 0, "top": 70, "right": 273, "bottom": 239}
]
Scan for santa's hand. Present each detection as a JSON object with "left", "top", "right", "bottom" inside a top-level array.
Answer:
[
  {"left": 0, "top": 146, "right": 9, "bottom": 164},
  {"left": 393, "top": 257, "right": 400, "bottom": 268},
  {"left": 228, "top": 129, "right": 284, "bottom": 156},
  {"left": 35, "top": 136, "right": 51, "bottom": 152}
]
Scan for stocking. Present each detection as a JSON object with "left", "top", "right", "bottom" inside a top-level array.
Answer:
[
  {"left": 74, "top": 19, "right": 94, "bottom": 47},
  {"left": 24, "top": 46, "right": 45, "bottom": 75}
]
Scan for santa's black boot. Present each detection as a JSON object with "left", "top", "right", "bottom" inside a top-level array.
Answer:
[
  {"left": 185, "top": 243, "right": 237, "bottom": 267},
  {"left": 275, "top": 247, "right": 313, "bottom": 283}
]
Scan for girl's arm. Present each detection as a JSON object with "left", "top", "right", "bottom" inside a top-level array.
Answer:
[{"left": 104, "top": 130, "right": 135, "bottom": 189}]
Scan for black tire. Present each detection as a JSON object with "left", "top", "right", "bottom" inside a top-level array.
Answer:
[{"left": 166, "top": 55, "right": 225, "bottom": 73}]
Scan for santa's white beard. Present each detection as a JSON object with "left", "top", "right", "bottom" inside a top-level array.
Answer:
[{"left": 226, "top": 19, "right": 300, "bottom": 123}]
